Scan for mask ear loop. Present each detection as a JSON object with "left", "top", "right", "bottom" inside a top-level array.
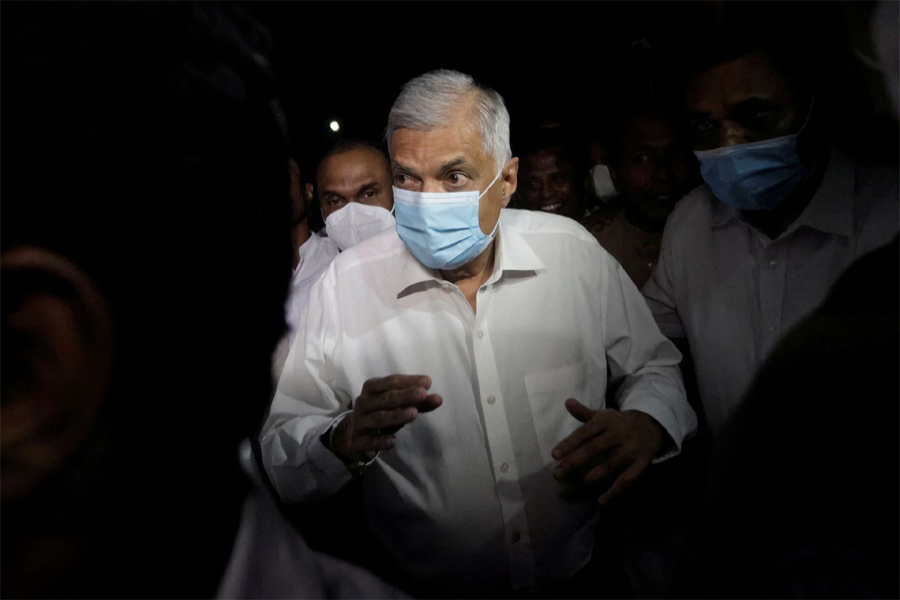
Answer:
[
  {"left": 484, "top": 168, "right": 506, "bottom": 241},
  {"left": 797, "top": 93, "right": 816, "bottom": 135}
]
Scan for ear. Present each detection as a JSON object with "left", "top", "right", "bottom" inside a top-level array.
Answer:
[
  {"left": 304, "top": 182, "right": 314, "bottom": 206},
  {"left": 501, "top": 157, "right": 519, "bottom": 208},
  {"left": 0, "top": 247, "right": 115, "bottom": 502},
  {"left": 289, "top": 159, "right": 307, "bottom": 219}
]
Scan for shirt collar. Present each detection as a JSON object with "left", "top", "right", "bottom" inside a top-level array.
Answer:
[
  {"left": 711, "top": 143, "right": 855, "bottom": 237},
  {"left": 396, "top": 216, "right": 546, "bottom": 299}
]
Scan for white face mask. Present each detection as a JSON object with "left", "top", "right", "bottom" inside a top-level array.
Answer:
[
  {"left": 324, "top": 202, "right": 396, "bottom": 251},
  {"left": 587, "top": 164, "right": 619, "bottom": 202}
]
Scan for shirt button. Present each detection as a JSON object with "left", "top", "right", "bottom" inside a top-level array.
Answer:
[
  {"left": 487, "top": 395, "right": 496, "bottom": 405},
  {"left": 477, "top": 330, "right": 484, "bottom": 340},
  {"left": 768, "top": 259, "right": 777, "bottom": 269},
  {"left": 441, "top": 283, "right": 451, "bottom": 290},
  {"left": 500, "top": 462, "right": 509, "bottom": 473},
  {"left": 767, "top": 324, "right": 775, "bottom": 332},
  {"left": 511, "top": 532, "right": 521, "bottom": 543}
]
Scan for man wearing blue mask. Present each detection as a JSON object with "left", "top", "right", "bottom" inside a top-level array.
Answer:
[
  {"left": 642, "top": 28, "right": 900, "bottom": 439},
  {"left": 261, "top": 69, "right": 697, "bottom": 597}
]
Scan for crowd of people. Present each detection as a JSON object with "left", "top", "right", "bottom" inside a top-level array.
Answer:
[{"left": 2, "top": 2, "right": 898, "bottom": 599}]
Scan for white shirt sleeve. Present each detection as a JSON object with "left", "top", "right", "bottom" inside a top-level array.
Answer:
[
  {"left": 260, "top": 270, "right": 356, "bottom": 503},
  {"left": 601, "top": 255, "right": 697, "bottom": 460},
  {"left": 641, "top": 225, "right": 687, "bottom": 339}
]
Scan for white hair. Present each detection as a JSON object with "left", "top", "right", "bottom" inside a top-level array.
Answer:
[{"left": 386, "top": 69, "right": 512, "bottom": 171}]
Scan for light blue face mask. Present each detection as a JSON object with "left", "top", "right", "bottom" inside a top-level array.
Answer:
[
  {"left": 694, "top": 98, "right": 816, "bottom": 211},
  {"left": 693, "top": 136, "right": 809, "bottom": 211},
  {"left": 393, "top": 169, "right": 503, "bottom": 270}
]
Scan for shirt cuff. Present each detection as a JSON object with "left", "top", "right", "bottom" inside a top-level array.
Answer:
[
  {"left": 323, "top": 411, "right": 379, "bottom": 473},
  {"left": 621, "top": 399, "right": 683, "bottom": 464}
]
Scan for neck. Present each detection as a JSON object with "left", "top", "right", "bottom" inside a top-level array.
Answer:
[
  {"left": 741, "top": 145, "right": 831, "bottom": 240},
  {"left": 440, "top": 238, "right": 497, "bottom": 312},
  {"left": 440, "top": 238, "right": 496, "bottom": 286},
  {"left": 291, "top": 218, "right": 312, "bottom": 270},
  {"left": 624, "top": 203, "right": 667, "bottom": 233}
]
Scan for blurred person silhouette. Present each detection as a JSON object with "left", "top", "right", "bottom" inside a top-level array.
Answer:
[{"left": 1, "top": 3, "right": 403, "bottom": 598}]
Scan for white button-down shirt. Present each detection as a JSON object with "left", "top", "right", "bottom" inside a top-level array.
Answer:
[
  {"left": 272, "top": 233, "right": 339, "bottom": 382},
  {"left": 262, "top": 209, "right": 696, "bottom": 596},
  {"left": 643, "top": 146, "right": 899, "bottom": 437},
  {"left": 286, "top": 232, "right": 339, "bottom": 342}
]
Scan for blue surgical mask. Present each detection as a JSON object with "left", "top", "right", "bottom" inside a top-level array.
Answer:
[
  {"left": 694, "top": 135, "right": 809, "bottom": 210},
  {"left": 393, "top": 169, "right": 503, "bottom": 270},
  {"left": 694, "top": 97, "right": 816, "bottom": 211}
]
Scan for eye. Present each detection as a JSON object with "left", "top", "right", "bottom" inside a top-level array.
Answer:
[
  {"left": 447, "top": 172, "right": 470, "bottom": 187},
  {"left": 552, "top": 174, "right": 567, "bottom": 183},
  {"left": 393, "top": 173, "right": 408, "bottom": 185},
  {"left": 363, "top": 189, "right": 377, "bottom": 199},
  {"left": 634, "top": 154, "right": 651, "bottom": 165},
  {"left": 696, "top": 119, "right": 714, "bottom": 132}
]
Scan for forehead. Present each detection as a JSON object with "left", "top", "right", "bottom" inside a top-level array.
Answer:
[
  {"left": 685, "top": 51, "right": 798, "bottom": 113},
  {"left": 622, "top": 114, "right": 679, "bottom": 149},
  {"left": 390, "top": 107, "right": 491, "bottom": 173},
  {"left": 521, "top": 147, "right": 573, "bottom": 175},
  {"left": 318, "top": 148, "right": 388, "bottom": 188}
]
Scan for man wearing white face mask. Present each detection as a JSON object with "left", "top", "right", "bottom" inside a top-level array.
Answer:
[
  {"left": 287, "top": 142, "right": 393, "bottom": 334},
  {"left": 261, "top": 70, "right": 696, "bottom": 598},
  {"left": 642, "top": 25, "right": 899, "bottom": 439}
]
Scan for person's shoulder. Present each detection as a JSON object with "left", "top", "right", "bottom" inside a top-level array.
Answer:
[
  {"left": 321, "top": 228, "right": 406, "bottom": 285},
  {"left": 664, "top": 183, "right": 718, "bottom": 234},
  {"left": 502, "top": 207, "right": 599, "bottom": 247}
]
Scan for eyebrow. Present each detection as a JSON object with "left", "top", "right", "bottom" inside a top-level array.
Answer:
[
  {"left": 391, "top": 161, "right": 415, "bottom": 174},
  {"left": 391, "top": 157, "right": 479, "bottom": 178},
  {"left": 355, "top": 181, "right": 380, "bottom": 195},
  {"left": 438, "top": 157, "right": 469, "bottom": 174}
]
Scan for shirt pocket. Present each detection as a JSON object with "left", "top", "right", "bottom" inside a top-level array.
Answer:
[{"left": 524, "top": 361, "right": 590, "bottom": 467}]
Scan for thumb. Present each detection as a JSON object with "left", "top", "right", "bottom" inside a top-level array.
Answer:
[{"left": 565, "top": 398, "right": 594, "bottom": 423}]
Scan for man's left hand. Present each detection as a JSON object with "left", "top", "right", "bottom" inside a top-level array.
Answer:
[{"left": 551, "top": 399, "right": 666, "bottom": 506}]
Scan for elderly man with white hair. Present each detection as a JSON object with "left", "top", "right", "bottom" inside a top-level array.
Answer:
[{"left": 261, "top": 70, "right": 697, "bottom": 597}]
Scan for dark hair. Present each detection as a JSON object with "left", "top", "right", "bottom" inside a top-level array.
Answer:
[
  {"left": 678, "top": 5, "right": 826, "bottom": 95},
  {"left": 513, "top": 125, "right": 586, "bottom": 179},
  {"left": 2, "top": 2, "right": 291, "bottom": 595}
]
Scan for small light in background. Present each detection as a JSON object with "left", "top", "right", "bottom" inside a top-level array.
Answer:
[{"left": 329, "top": 120, "right": 340, "bottom": 132}]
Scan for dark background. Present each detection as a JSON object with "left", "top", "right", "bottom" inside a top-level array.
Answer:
[{"left": 247, "top": 1, "right": 897, "bottom": 171}]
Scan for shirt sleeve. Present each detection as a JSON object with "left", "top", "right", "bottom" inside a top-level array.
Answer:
[
  {"left": 601, "top": 255, "right": 698, "bottom": 461},
  {"left": 260, "top": 268, "right": 356, "bottom": 503},
  {"left": 641, "top": 224, "right": 686, "bottom": 339}
]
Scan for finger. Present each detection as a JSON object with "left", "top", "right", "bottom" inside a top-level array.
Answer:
[
  {"left": 582, "top": 448, "right": 630, "bottom": 486},
  {"left": 552, "top": 411, "right": 613, "bottom": 460},
  {"left": 360, "top": 386, "right": 427, "bottom": 413},
  {"left": 597, "top": 462, "right": 644, "bottom": 507},
  {"left": 415, "top": 393, "right": 443, "bottom": 413},
  {"left": 357, "top": 407, "right": 419, "bottom": 432},
  {"left": 565, "top": 398, "right": 595, "bottom": 423},
  {"left": 553, "top": 434, "right": 617, "bottom": 480},
  {"left": 362, "top": 374, "right": 432, "bottom": 395}
]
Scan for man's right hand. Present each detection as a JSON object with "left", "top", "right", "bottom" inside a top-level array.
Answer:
[{"left": 330, "top": 374, "right": 442, "bottom": 463}]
